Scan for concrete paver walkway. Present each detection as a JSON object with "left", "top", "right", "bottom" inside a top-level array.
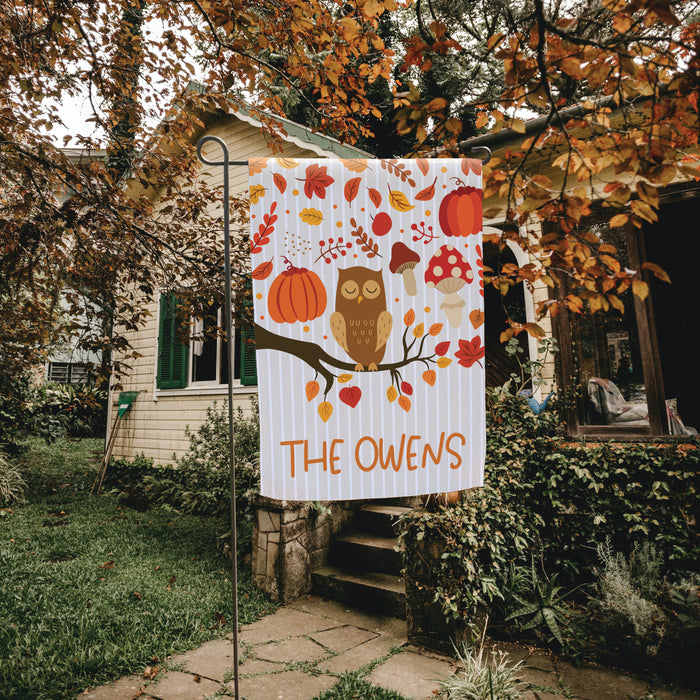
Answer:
[{"left": 79, "top": 594, "right": 700, "bottom": 700}]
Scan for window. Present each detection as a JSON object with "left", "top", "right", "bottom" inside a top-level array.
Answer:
[
  {"left": 47, "top": 361, "right": 89, "bottom": 384},
  {"left": 157, "top": 291, "right": 257, "bottom": 390},
  {"left": 552, "top": 186, "right": 699, "bottom": 436}
]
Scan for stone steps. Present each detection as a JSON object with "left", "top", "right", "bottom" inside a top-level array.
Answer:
[
  {"left": 311, "top": 502, "right": 412, "bottom": 619},
  {"left": 311, "top": 564, "right": 407, "bottom": 620}
]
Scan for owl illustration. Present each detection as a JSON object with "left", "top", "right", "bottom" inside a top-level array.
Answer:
[{"left": 330, "top": 267, "right": 393, "bottom": 371}]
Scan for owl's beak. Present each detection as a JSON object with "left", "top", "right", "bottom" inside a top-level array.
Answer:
[{"left": 357, "top": 295, "right": 363, "bottom": 304}]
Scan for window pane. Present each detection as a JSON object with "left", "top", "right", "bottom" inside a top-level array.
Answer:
[
  {"left": 571, "top": 225, "right": 649, "bottom": 427},
  {"left": 192, "top": 314, "right": 218, "bottom": 383}
]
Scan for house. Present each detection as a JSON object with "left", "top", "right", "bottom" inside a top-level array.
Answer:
[
  {"left": 110, "top": 93, "right": 699, "bottom": 466},
  {"left": 465, "top": 103, "right": 699, "bottom": 438},
  {"left": 108, "top": 109, "right": 372, "bottom": 464}
]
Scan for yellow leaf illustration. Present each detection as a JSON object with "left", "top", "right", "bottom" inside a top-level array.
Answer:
[
  {"left": 337, "top": 373, "right": 353, "bottom": 384},
  {"left": 387, "top": 386, "right": 398, "bottom": 403},
  {"left": 250, "top": 184, "right": 266, "bottom": 205},
  {"left": 276, "top": 158, "right": 299, "bottom": 169},
  {"left": 300, "top": 208, "right": 323, "bottom": 225},
  {"left": 388, "top": 189, "right": 415, "bottom": 212},
  {"left": 412, "top": 323, "right": 424, "bottom": 338},
  {"left": 318, "top": 401, "right": 333, "bottom": 423},
  {"left": 437, "top": 357, "right": 453, "bottom": 368}
]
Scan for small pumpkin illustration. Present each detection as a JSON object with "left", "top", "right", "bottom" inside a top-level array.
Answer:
[
  {"left": 267, "top": 257, "right": 327, "bottom": 323},
  {"left": 438, "top": 185, "right": 482, "bottom": 238}
]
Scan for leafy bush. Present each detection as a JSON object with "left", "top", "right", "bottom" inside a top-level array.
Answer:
[
  {"left": 0, "top": 371, "right": 34, "bottom": 449},
  {"left": 438, "top": 633, "right": 525, "bottom": 700},
  {"left": 0, "top": 451, "right": 26, "bottom": 506},
  {"left": 24, "top": 382, "right": 108, "bottom": 442},
  {"left": 586, "top": 540, "right": 700, "bottom": 686},
  {"left": 398, "top": 390, "right": 700, "bottom": 671},
  {"left": 106, "top": 399, "right": 260, "bottom": 518}
]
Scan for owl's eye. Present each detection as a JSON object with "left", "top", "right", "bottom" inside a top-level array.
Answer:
[
  {"left": 341, "top": 281, "right": 359, "bottom": 299},
  {"left": 362, "top": 281, "right": 381, "bottom": 299}
]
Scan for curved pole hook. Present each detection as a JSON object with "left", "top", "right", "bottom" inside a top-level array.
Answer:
[
  {"left": 196, "top": 135, "right": 230, "bottom": 168},
  {"left": 465, "top": 145, "right": 491, "bottom": 165}
]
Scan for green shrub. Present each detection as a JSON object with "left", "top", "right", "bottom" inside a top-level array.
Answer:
[
  {"left": 0, "top": 451, "right": 26, "bottom": 506},
  {"left": 588, "top": 540, "right": 700, "bottom": 687},
  {"left": 25, "top": 382, "right": 108, "bottom": 442},
  {"left": 398, "top": 391, "right": 699, "bottom": 657},
  {"left": 106, "top": 399, "right": 260, "bottom": 518},
  {"left": 0, "top": 371, "right": 34, "bottom": 449},
  {"left": 438, "top": 637, "right": 525, "bottom": 700}
]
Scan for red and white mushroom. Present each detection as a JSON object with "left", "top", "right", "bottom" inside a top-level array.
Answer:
[
  {"left": 424, "top": 244, "right": 474, "bottom": 327},
  {"left": 389, "top": 242, "right": 421, "bottom": 296}
]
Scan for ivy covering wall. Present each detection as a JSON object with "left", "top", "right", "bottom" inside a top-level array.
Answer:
[{"left": 398, "top": 395, "right": 699, "bottom": 623}]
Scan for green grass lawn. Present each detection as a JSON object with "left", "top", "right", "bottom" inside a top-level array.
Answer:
[{"left": 0, "top": 438, "right": 273, "bottom": 700}]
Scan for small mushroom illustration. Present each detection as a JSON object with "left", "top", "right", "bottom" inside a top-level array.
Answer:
[
  {"left": 425, "top": 244, "right": 474, "bottom": 327},
  {"left": 390, "top": 242, "right": 421, "bottom": 296}
]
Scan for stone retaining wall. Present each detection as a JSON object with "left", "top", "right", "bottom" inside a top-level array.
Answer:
[{"left": 252, "top": 495, "right": 357, "bottom": 603}]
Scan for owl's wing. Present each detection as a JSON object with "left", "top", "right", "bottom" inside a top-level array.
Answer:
[
  {"left": 375, "top": 310, "right": 393, "bottom": 352},
  {"left": 330, "top": 312, "right": 349, "bottom": 353}
]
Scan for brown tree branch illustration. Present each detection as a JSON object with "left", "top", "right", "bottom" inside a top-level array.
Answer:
[{"left": 253, "top": 323, "right": 438, "bottom": 398}]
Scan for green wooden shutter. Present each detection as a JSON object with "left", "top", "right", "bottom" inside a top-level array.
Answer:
[
  {"left": 157, "top": 292, "right": 189, "bottom": 389},
  {"left": 239, "top": 327, "right": 257, "bottom": 386}
]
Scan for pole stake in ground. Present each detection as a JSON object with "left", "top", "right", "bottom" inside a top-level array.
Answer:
[{"left": 196, "top": 136, "right": 247, "bottom": 700}]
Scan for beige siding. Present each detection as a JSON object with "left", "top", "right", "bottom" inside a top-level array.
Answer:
[{"left": 110, "top": 115, "right": 344, "bottom": 465}]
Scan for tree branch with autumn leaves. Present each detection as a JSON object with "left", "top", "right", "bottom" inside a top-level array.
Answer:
[{"left": 252, "top": 308, "right": 484, "bottom": 419}]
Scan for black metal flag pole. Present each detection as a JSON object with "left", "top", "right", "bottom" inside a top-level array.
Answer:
[{"left": 196, "top": 135, "right": 247, "bottom": 700}]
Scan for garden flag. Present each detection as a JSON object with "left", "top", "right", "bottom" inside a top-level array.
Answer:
[{"left": 248, "top": 158, "right": 484, "bottom": 501}]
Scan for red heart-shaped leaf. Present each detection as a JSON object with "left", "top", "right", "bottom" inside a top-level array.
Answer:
[{"left": 339, "top": 386, "right": 362, "bottom": 408}]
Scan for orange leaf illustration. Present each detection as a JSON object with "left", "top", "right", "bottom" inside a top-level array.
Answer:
[
  {"left": 398, "top": 395, "right": 411, "bottom": 412},
  {"left": 341, "top": 158, "right": 369, "bottom": 173},
  {"left": 344, "top": 177, "right": 361, "bottom": 203},
  {"left": 306, "top": 381, "right": 320, "bottom": 402},
  {"left": 412, "top": 323, "right": 424, "bottom": 338},
  {"left": 428, "top": 323, "right": 443, "bottom": 336},
  {"left": 337, "top": 373, "right": 353, "bottom": 384},
  {"left": 422, "top": 370, "right": 436, "bottom": 386},
  {"left": 469, "top": 309, "right": 485, "bottom": 329},
  {"left": 318, "top": 401, "right": 333, "bottom": 423},
  {"left": 368, "top": 187, "right": 382, "bottom": 208},
  {"left": 416, "top": 158, "right": 430, "bottom": 176},
  {"left": 248, "top": 158, "right": 268, "bottom": 175},
  {"left": 415, "top": 177, "right": 437, "bottom": 201},
  {"left": 404, "top": 309, "right": 415, "bottom": 326},
  {"left": 273, "top": 172, "right": 287, "bottom": 194},
  {"left": 387, "top": 386, "right": 398, "bottom": 402},
  {"left": 252, "top": 260, "right": 273, "bottom": 280}
]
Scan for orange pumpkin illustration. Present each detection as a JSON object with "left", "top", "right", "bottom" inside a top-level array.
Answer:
[
  {"left": 438, "top": 185, "right": 482, "bottom": 237},
  {"left": 267, "top": 257, "right": 327, "bottom": 323}
]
